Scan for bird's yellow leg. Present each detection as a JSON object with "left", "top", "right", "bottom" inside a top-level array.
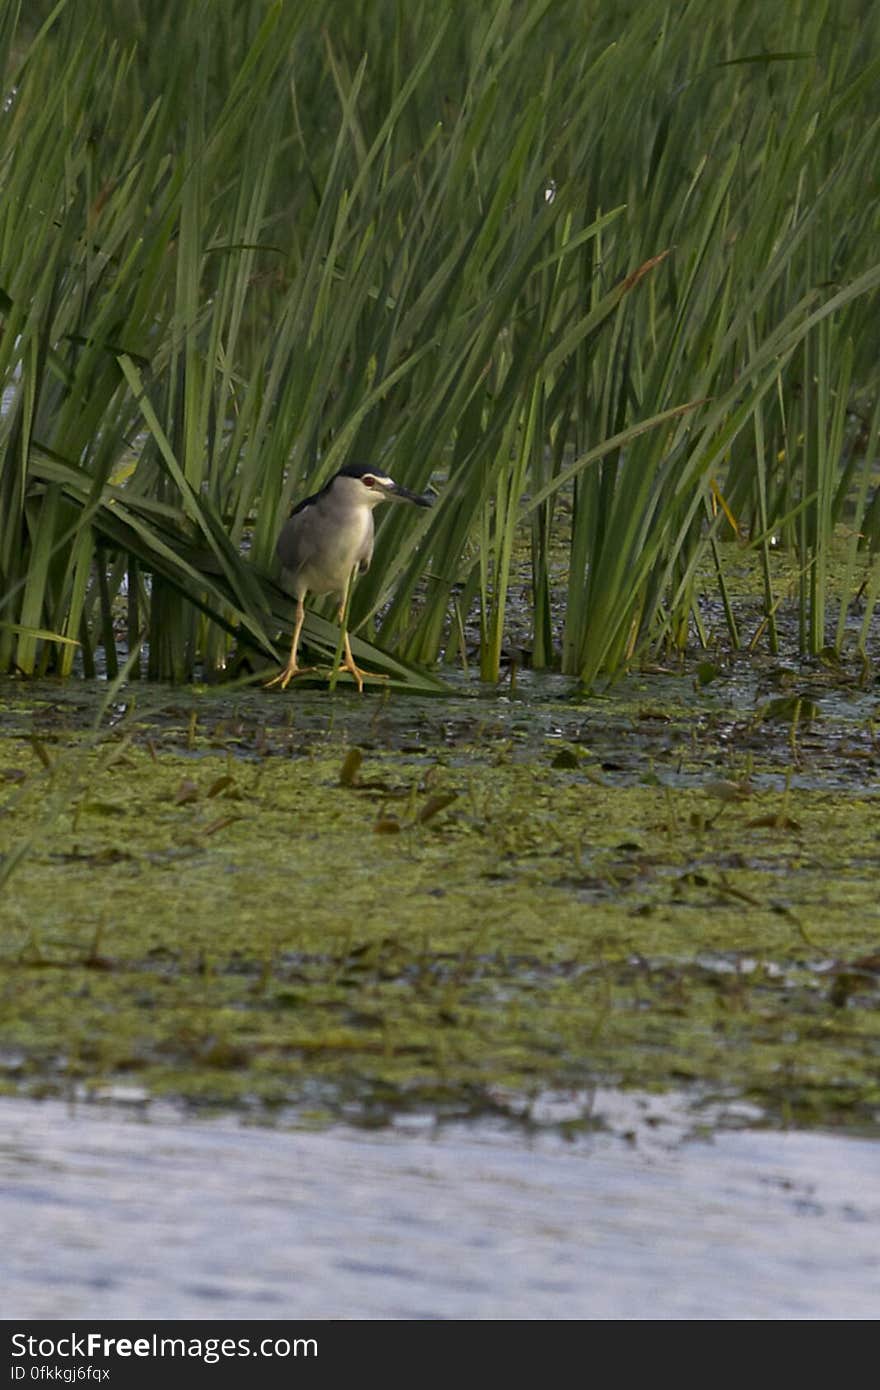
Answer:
[
  {"left": 265, "top": 598, "right": 315, "bottom": 689},
  {"left": 331, "top": 601, "right": 389, "bottom": 695}
]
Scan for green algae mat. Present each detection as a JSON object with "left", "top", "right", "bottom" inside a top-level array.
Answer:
[{"left": 1, "top": 665, "right": 878, "bottom": 1133}]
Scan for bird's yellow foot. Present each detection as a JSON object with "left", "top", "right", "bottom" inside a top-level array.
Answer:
[
  {"left": 334, "top": 655, "right": 390, "bottom": 694},
  {"left": 264, "top": 663, "right": 315, "bottom": 690}
]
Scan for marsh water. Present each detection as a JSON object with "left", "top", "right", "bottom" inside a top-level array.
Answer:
[{"left": 3, "top": 1093, "right": 879, "bottom": 1319}]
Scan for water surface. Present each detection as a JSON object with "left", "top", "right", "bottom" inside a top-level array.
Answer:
[{"left": 3, "top": 1096, "right": 878, "bottom": 1319}]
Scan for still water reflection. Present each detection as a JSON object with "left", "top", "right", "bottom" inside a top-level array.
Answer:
[{"left": 3, "top": 1095, "right": 878, "bottom": 1319}]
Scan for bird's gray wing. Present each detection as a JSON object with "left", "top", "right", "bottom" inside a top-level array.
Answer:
[{"left": 277, "top": 507, "right": 320, "bottom": 584}]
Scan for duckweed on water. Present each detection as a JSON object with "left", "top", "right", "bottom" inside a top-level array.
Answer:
[{"left": 0, "top": 674, "right": 878, "bottom": 1132}]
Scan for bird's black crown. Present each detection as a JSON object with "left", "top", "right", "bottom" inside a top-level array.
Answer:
[
  {"left": 335, "top": 463, "right": 385, "bottom": 480},
  {"left": 289, "top": 463, "right": 388, "bottom": 517}
]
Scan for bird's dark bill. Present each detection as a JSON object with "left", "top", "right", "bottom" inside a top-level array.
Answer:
[{"left": 387, "top": 482, "right": 434, "bottom": 507}]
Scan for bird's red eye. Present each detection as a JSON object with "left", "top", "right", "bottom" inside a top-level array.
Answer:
[{"left": 361, "top": 475, "right": 376, "bottom": 488}]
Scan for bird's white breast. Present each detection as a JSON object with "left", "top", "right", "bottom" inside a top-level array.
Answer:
[{"left": 300, "top": 505, "right": 373, "bottom": 597}]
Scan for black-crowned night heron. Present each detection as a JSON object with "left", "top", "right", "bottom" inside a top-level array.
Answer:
[{"left": 266, "top": 463, "right": 433, "bottom": 692}]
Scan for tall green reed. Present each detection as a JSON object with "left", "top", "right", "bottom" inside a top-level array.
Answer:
[{"left": 1, "top": 0, "right": 878, "bottom": 688}]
